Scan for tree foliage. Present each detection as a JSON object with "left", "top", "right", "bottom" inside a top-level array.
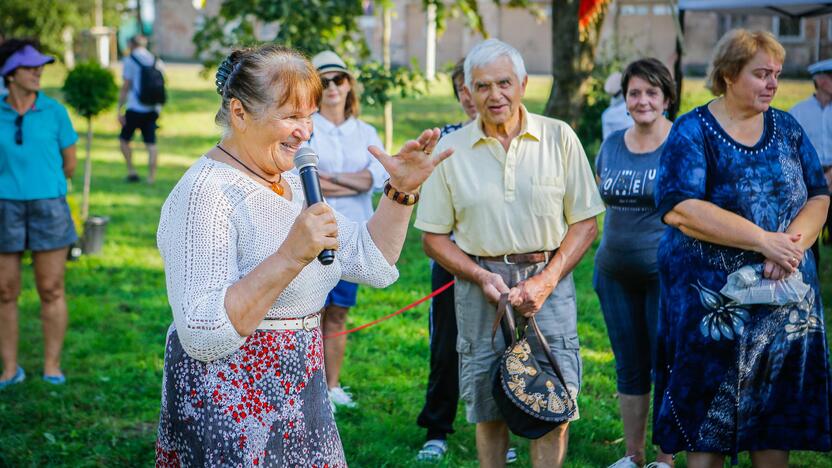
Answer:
[
  {"left": 195, "top": 0, "right": 607, "bottom": 129},
  {"left": 193, "top": 0, "right": 425, "bottom": 109},
  {"left": 575, "top": 59, "right": 621, "bottom": 149},
  {"left": 62, "top": 61, "right": 119, "bottom": 221},
  {"left": 357, "top": 61, "right": 426, "bottom": 107},
  {"left": 0, "top": 0, "right": 125, "bottom": 58},
  {"left": 422, "top": 0, "right": 541, "bottom": 38},
  {"left": 193, "top": 0, "right": 369, "bottom": 69},
  {"left": 63, "top": 62, "right": 119, "bottom": 119},
  {"left": 425, "top": 0, "right": 609, "bottom": 129}
]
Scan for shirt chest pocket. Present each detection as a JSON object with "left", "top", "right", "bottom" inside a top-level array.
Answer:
[{"left": 530, "top": 177, "right": 565, "bottom": 217}]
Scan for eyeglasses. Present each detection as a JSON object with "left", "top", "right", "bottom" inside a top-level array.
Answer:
[
  {"left": 321, "top": 73, "right": 348, "bottom": 88},
  {"left": 14, "top": 115, "right": 23, "bottom": 145}
]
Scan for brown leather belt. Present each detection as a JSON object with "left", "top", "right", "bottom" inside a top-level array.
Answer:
[{"left": 476, "top": 250, "right": 556, "bottom": 265}]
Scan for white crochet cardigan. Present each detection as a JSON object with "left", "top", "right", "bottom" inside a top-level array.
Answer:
[{"left": 157, "top": 157, "right": 399, "bottom": 362}]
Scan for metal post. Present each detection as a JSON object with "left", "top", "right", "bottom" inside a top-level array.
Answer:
[
  {"left": 81, "top": 118, "right": 93, "bottom": 221},
  {"left": 816, "top": 17, "right": 822, "bottom": 63}
]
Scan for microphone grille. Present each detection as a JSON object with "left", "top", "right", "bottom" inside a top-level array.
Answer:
[{"left": 293, "top": 147, "right": 318, "bottom": 170}]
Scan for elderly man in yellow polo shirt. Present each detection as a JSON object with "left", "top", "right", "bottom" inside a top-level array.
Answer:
[{"left": 415, "top": 39, "right": 605, "bottom": 468}]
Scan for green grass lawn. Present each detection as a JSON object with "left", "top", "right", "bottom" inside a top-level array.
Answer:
[{"left": 0, "top": 64, "right": 830, "bottom": 467}]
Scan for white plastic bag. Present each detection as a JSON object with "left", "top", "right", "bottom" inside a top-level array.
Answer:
[{"left": 720, "top": 264, "right": 810, "bottom": 306}]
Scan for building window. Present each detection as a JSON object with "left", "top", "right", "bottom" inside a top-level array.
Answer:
[
  {"left": 773, "top": 15, "right": 805, "bottom": 42},
  {"left": 717, "top": 14, "right": 748, "bottom": 39},
  {"left": 620, "top": 4, "right": 670, "bottom": 15},
  {"left": 621, "top": 5, "right": 649, "bottom": 16},
  {"left": 652, "top": 5, "right": 672, "bottom": 16}
]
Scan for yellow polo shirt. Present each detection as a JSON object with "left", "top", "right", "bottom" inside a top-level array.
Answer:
[{"left": 415, "top": 107, "right": 605, "bottom": 257}]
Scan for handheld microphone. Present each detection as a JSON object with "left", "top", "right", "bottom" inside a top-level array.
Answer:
[{"left": 293, "top": 147, "right": 335, "bottom": 265}]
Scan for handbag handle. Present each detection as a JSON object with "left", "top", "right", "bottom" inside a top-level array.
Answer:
[
  {"left": 529, "top": 314, "right": 574, "bottom": 401},
  {"left": 491, "top": 293, "right": 574, "bottom": 402},
  {"left": 491, "top": 293, "right": 517, "bottom": 352}
]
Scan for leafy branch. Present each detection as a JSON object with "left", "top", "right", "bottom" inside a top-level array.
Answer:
[{"left": 357, "top": 60, "right": 427, "bottom": 107}]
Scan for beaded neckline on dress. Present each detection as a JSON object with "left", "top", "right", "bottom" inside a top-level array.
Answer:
[{"left": 696, "top": 104, "right": 777, "bottom": 156}]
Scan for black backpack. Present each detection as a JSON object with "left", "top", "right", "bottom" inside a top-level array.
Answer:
[{"left": 130, "top": 54, "right": 166, "bottom": 105}]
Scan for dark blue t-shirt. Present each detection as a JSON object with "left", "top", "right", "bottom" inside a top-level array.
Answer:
[{"left": 594, "top": 129, "right": 665, "bottom": 276}]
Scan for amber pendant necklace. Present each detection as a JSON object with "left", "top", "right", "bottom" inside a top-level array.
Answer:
[{"left": 216, "top": 144, "right": 284, "bottom": 196}]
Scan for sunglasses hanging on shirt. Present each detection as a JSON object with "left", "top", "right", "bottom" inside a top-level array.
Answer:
[{"left": 14, "top": 114, "right": 23, "bottom": 145}]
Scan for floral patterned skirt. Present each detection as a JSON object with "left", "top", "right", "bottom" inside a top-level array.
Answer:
[{"left": 155, "top": 326, "right": 346, "bottom": 467}]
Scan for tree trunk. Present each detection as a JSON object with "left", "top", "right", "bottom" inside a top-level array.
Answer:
[
  {"left": 382, "top": 5, "right": 393, "bottom": 153},
  {"left": 544, "top": 0, "right": 604, "bottom": 127},
  {"left": 425, "top": 3, "right": 437, "bottom": 80},
  {"left": 62, "top": 27, "right": 75, "bottom": 70},
  {"left": 136, "top": 0, "right": 144, "bottom": 35},
  {"left": 672, "top": 8, "right": 685, "bottom": 120},
  {"left": 81, "top": 118, "right": 92, "bottom": 221}
]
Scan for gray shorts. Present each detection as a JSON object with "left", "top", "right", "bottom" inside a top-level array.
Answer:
[
  {"left": 455, "top": 258, "right": 582, "bottom": 424},
  {"left": 0, "top": 197, "right": 78, "bottom": 253}
]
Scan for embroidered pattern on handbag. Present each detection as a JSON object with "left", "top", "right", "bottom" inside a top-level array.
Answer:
[{"left": 501, "top": 340, "right": 575, "bottom": 420}]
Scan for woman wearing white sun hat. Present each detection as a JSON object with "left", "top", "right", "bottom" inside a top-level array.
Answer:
[{"left": 307, "top": 50, "right": 388, "bottom": 412}]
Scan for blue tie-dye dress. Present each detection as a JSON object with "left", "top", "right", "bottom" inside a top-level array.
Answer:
[{"left": 652, "top": 103, "right": 831, "bottom": 457}]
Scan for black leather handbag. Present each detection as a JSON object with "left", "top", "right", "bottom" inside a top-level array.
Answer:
[{"left": 490, "top": 293, "right": 576, "bottom": 439}]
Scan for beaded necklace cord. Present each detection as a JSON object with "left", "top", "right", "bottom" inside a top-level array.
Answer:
[{"left": 216, "top": 144, "right": 284, "bottom": 196}]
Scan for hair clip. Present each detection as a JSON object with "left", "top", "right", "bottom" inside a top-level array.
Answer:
[{"left": 215, "top": 57, "right": 241, "bottom": 95}]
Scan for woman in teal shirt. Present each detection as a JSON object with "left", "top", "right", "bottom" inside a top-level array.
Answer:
[{"left": 0, "top": 39, "right": 78, "bottom": 389}]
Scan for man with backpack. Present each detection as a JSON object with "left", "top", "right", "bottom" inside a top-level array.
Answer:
[{"left": 117, "top": 35, "right": 165, "bottom": 184}]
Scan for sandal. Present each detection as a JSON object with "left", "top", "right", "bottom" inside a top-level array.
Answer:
[
  {"left": 0, "top": 366, "right": 25, "bottom": 390},
  {"left": 416, "top": 439, "right": 448, "bottom": 462},
  {"left": 506, "top": 446, "right": 518, "bottom": 464},
  {"left": 42, "top": 373, "right": 66, "bottom": 385}
]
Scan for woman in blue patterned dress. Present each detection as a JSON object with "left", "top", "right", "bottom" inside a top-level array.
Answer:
[{"left": 653, "top": 29, "right": 831, "bottom": 467}]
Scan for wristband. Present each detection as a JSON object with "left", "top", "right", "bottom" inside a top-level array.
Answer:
[{"left": 383, "top": 179, "right": 420, "bottom": 206}]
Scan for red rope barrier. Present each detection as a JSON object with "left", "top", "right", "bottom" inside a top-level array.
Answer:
[{"left": 323, "top": 280, "right": 455, "bottom": 339}]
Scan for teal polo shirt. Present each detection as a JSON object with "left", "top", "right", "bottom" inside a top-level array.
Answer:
[{"left": 0, "top": 92, "right": 78, "bottom": 200}]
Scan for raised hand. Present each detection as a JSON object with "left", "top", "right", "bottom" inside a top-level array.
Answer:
[
  {"left": 368, "top": 128, "right": 453, "bottom": 193},
  {"left": 280, "top": 202, "right": 339, "bottom": 266}
]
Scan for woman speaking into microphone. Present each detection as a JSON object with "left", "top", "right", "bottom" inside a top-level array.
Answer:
[{"left": 154, "top": 44, "right": 451, "bottom": 466}]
